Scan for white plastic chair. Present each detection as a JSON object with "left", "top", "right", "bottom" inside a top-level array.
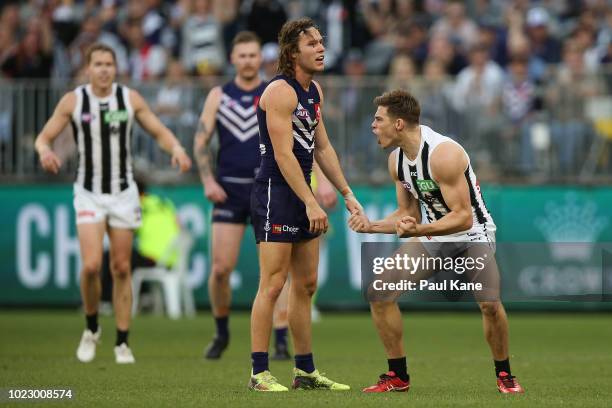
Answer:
[{"left": 131, "top": 231, "right": 195, "bottom": 319}]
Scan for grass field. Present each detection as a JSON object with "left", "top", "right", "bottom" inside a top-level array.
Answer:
[{"left": 1, "top": 310, "right": 611, "bottom": 407}]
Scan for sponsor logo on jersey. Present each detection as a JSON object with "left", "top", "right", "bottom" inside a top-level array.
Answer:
[
  {"left": 259, "top": 144, "right": 266, "bottom": 155},
  {"left": 213, "top": 208, "right": 234, "bottom": 218},
  {"left": 77, "top": 210, "right": 96, "bottom": 218},
  {"left": 314, "top": 103, "right": 321, "bottom": 120},
  {"left": 296, "top": 108, "right": 310, "bottom": 119},
  {"left": 253, "top": 96, "right": 260, "bottom": 108},
  {"left": 241, "top": 95, "right": 253, "bottom": 103},
  {"left": 401, "top": 181, "right": 411, "bottom": 191},
  {"left": 416, "top": 179, "right": 439, "bottom": 192},
  {"left": 272, "top": 224, "right": 299, "bottom": 234},
  {"left": 410, "top": 171, "right": 418, "bottom": 177},
  {"left": 81, "top": 113, "right": 94, "bottom": 123},
  {"left": 104, "top": 110, "right": 129, "bottom": 123}
]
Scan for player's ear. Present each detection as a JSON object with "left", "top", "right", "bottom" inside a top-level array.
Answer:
[{"left": 395, "top": 118, "right": 404, "bottom": 131}]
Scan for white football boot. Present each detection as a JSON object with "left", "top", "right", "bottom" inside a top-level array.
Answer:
[
  {"left": 114, "top": 343, "right": 136, "bottom": 364},
  {"left": 76, "top": 328, "right": 101, "bottom": 363}
]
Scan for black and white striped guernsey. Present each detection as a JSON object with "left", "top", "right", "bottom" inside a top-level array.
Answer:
[
  {"left": 70, "top": 83, "right": 135, "bottom": 194},
  {"left": 395, "top": 125, "right": 496, "bottom": 238}
]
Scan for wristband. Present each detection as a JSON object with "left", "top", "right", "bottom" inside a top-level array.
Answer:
[{"left": 341, "top": 187, "right": 354, "bottom": 198}]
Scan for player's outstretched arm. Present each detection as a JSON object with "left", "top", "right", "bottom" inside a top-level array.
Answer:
[
  {"left": 311, "top": 81, "right": 363, "bottom": 216},
  {"left": 349, "top": 151, "right": 419, "bottom": 233},
  {"left": 193, "top": 86, "right": 227, "bottom": 203},
  {"left": 130, "top": 90, "right": 192, "bottom": 172},
  {"left": 34, "top": 92, "right": 76, "bottom": 174},
  {"left": 396, "top": 142, "right": 472, "bottom": 238},
  {"left": 263, "top": 81, "right": 327, "bottom": 234}
]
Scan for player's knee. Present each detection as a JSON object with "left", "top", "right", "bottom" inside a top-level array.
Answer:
[
  {"left": 111, "top": 259, "right": 131, "bottom": 280},
  {"left": 295, "top": 275, "right": 317, "bottom": 297},
  {"left": 304, "top": 278, "right": 318, "bottom": 297},
  {"left": 211, "top": 263, "right": 232, "bottom": 283},
  {"left": 263, "top": 282, "right": 285, "bottom": 302},
  {"left": 479, "top": 301, "right": 500, "bottom": 317},
  {"left": 81, "top": 261, "right": 101, "bottom": 278}
]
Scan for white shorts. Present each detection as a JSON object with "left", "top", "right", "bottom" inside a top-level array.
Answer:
[
  {"left": 73, "top": 183, "right": 141, "bottom": 229},
  {"left": 418, "top": 223, "right": 497, "bottom": 257}
]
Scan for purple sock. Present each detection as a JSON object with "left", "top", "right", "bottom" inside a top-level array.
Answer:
[
  {"left": 252, "top": 352, "right": 269, "bottom": 375},
  {"left": 295, "top": 353, "right": 315, "bottom": 374}
]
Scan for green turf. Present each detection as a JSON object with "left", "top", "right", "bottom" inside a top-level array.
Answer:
[{"left": 0, "top": 310, "right": 611, "bottom": 407}]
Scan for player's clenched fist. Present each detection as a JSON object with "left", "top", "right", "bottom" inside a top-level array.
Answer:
[
  {"left": 396, "top": 216, "right": 418, "bottom": 238},
  {"left": 348, "top": 212, "right": 371, "bottom": 233}
]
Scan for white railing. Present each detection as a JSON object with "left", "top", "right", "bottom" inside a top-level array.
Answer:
[{"left": 1, "top": 74, "right": 611, "bottom": 184}]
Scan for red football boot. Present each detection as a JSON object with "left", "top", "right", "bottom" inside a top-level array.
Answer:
[
  {"left": 362, "top": 371, "right": 410, "bottom": 393},
  {"left": 497, "top": 371, "right": 525, "bottom": 394}
]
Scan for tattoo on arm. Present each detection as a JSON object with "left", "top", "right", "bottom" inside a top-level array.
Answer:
[{"left": 194, "top": 121, "right": 213, "bottom": 178}]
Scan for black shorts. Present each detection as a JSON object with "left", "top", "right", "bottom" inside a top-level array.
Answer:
[
  {"left": 251, "top": 180, "right": 319, "bottom": 244},
  {"left": 212, "top": 180, "right": 253, "bottom": 224}
]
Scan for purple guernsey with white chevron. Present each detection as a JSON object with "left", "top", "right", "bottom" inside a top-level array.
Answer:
[
  {"left": 255, "top": 74, "right": 321, "bottom": 185},
  {"left": 216, "top": 80, "right": 268, "bottom": 180}
]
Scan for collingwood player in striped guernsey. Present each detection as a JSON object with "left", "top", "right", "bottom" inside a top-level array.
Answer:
[
  {"left": 349, "top": 89, "right": 524, "bottom": 394},
  {"left": 34, "top": 44, "right": 191, "bottom": 364}
]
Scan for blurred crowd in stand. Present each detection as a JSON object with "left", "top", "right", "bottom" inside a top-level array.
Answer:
[{"left": 1, "top": 0, "right": 611, "bottom": 181}]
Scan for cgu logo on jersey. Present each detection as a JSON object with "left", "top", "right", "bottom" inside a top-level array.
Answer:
[
  {"left": 104, "top": 110, "right": 129, "bottom": 123},
  {"left": 416, "top": 179, "right": 439, "bottom": 192}
]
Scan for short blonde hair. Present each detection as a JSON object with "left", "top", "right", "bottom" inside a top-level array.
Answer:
[{"left": 85, "top": 43, "right": 117, "bottom": 65}]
